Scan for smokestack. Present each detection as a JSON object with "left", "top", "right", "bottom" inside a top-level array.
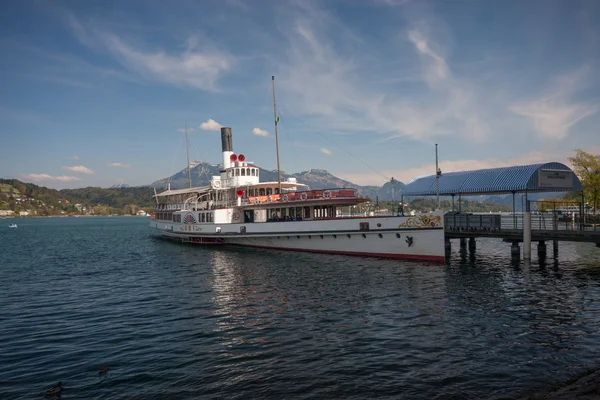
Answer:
[
  {"left": 221, "top": 127, "right": 233, "bottom": 169},
  {"left": 221, "top": 127, "right": 232, "bottom": 152}
]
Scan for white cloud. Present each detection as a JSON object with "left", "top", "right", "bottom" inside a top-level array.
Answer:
[
  {"left": 199, "top": 119, "right": 222, "bottom": 131},
  {"left": 72, "top": 155, "right": 79, "bottom": 160},
  {"left": 252, "top": 127, "right": 269, "bottom": 137},
  {"left": 21, "top": 174, "right": 81, "bottom": 182},
  {"left": 510, "top": 66, "right": 600, "bottom": 140},
  {"left": 319, "top": 147, "right": 333, "bottom": 155},
  {"left": 67, "top": 15, "right": 232, "bottom": 91},
  {"left": 107, "top": 163, "right": 132, "bottom": 168},
  {"left": 62, "top": 165, "right": 94, "bottom": 174}
]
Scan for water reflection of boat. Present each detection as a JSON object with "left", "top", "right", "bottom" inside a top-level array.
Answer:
[{"left": 9, "top": 223, "right": 17, "bottom": 228}]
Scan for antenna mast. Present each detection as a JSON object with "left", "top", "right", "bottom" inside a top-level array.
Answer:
[
  {"left": 185, "top": 123, "right": 192, "bottom": 188},
  {"left": 272, "top": 76, "right": 282, "bottom": 196}
]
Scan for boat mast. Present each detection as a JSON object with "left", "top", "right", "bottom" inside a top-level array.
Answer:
[
  {"left": 185, "top": 123, "right": 192, "bottom": 189},
  {"left": 272, "top": 76, "right": 282, "bottom": 195},
  {"left": 435, "top": 143, "right": 441, "bottom": 209}
]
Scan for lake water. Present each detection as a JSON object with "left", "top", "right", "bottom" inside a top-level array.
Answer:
[{"left": 1, "top": 216, "right": 599, "bottom": 399}]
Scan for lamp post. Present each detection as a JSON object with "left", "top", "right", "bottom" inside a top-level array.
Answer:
[{"left": 390, "top": 177, "right": 395, "bottom": 215}]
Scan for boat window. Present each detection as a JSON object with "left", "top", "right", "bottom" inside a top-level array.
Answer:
[
  {"left": 266, "top": 188, "right": 272, "bottom": 195},
  {"left": 202, "top": 213, "right": 205, "bottom": 222},
  {"left": 275, "top": 188, "right": 280, "bottom": 194},
  {"left": 246, "top": 168, "right": 250, "bottom": 176},
  {"left": 259, "top": 188, "right": 265, "bottom": 196},
  {"left": 303, "top": 206, "right": 310, "bottom": 219},
  {"left": 241, "top": 168, "right": 246, "bottom": 176},
  {"left": 251, "top": 169, "right": 255, "bottom": 176},
  {"left": 235, "top": 168, "right": 240, "bottom": 176}
]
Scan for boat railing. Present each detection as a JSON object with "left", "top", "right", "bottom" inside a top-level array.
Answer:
[
  {"left": 155, "top": 188, "right": 360, "bottom": 211},
  {"left": 248, "top": 188, "right": 358, "bottom": 205}
]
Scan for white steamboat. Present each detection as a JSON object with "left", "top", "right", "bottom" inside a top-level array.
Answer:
[{"left": 150, "top": 125, "right": 445, "bottom": 262}]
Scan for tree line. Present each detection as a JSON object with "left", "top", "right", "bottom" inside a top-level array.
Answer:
[{"left": 0, "top": 179, "right": 155, "bottom": 216}]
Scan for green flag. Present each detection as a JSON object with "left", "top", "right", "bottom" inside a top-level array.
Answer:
[{"left": 275, "top": 116, "right": 280, "bottom": 125}]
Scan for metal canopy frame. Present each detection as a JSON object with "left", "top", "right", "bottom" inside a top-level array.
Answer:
[
  {"left": 400, "top": 162, "right": 582, "bottom": 197},
  {"left": 399, "top": 163, "right": 583, "bottom": 225}
]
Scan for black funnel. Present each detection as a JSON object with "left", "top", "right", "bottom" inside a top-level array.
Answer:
[{"left": 221, "top": 127, "right": 232, "bottom": 152}]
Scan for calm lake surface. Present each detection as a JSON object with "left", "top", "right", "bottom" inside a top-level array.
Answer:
[{"left": 1, "top": 216, "right": 600, "bottom": 399}]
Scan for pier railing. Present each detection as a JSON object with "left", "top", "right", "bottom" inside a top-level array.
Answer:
[
  {"left": 445, "top": 199, "right": 599, "bottom": 233},
  {"left": 445, "top": 212, "right": 597, "bottom": 233}
]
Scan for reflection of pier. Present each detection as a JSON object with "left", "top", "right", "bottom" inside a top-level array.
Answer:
[{"left": 401, "top": 162, "right": 599, "bottom": 260}]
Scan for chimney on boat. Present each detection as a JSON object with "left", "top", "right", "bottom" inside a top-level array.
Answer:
[{"left": 221, "top": 127, "right": 233, "bottom": 169}]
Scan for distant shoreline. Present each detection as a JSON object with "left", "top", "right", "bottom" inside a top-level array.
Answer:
[{"left": 1, "top": 214, "right": 149, "bottom": 219}]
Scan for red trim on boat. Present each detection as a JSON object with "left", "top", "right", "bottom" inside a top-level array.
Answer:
[{"left": 232, "top": 243, "right": 445, "bottom": 262}]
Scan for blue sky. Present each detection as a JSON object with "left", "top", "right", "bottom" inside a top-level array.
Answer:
[{"left": 1, "top": 0, "right": 599, "bottom": 189}]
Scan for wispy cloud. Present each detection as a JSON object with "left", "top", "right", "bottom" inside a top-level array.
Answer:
[
  {"left": 199, "top": 119, "right": 222, "bottom": 131},
  {"left": 107, "top": 163, "right": 131, "bottom": 168},
  {"left": 67, "top": 14, "right": 233, "bottom": 90},
  {"left": 510, "top": 66, "right": 600, "bottom": 140},
  {"left": 21, "top": 174, "right": 81, "bottom": 182},
  {"left": 72, "top": 155, "right": 80, "bottom": 160},
  {"left": 62, "top": 165, "right": 94, "bottom": 174},
  {"left": 337, "top": 147, "right": 600, "bottom": 186},
  {"left": 319, "top": 147, "right": 333, "bottom": 155},
  {"left": 1, "top": 39, "right": 139, "bottom": 89},
  {"left": 407, "top": 30, "right": 449, "bottom": 86},
  {"left": 178, "top": 126, "right": 196, "bottom": 133},
  {"left": 252, "top": 127, "right": 269, "bottom": 137},
  {"left": 276, "top": 3, "right": 489, "bottom": 142}
]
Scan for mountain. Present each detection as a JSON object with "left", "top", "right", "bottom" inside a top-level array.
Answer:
[
  {"left": 110, "top": 183, "right": 131, "bottom": 189},
  {"left": 149, "top": 161, "right": 406, "bottom": 200}
]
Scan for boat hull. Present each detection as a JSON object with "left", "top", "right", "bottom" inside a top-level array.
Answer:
[{"left": 150, "top": 214, "right": 445, "bottom": 262}]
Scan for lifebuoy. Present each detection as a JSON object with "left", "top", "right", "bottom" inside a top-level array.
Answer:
[
  {"left": 323, "top": 191, "right": 331, "bottom": 199},
  {"left": 254, "top": 198, "right": 260, "bottom": 205},
  {"left": 300, "top": 192, "right": 308, "bottom": 200},
  {"left": 282, "top": 194, "right": 288, "bottom": 202}
]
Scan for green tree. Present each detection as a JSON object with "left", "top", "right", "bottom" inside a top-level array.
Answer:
[{"left": 569, "top": 150, "right": 600, "bottom": 216}]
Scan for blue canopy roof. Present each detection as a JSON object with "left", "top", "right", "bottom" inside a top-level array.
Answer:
[{"left": 401, "top": 162, "right": 582, "bottom": 197}]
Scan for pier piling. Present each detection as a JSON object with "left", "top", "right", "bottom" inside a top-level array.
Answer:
[
  {"left": 468, "top": 237, "right": 476, "bottom": 252},
  {"left": 538, "top": 241, "right": 547, "bottom": 259},
  {"left": 523, "top": 211, "right": 532, "bottom": 261},
  {"left": 460, "top": 238, "right": 467, "bottom": 249},
  {"left": 511, "top": 241, "right": 520, "bottom": 259}
]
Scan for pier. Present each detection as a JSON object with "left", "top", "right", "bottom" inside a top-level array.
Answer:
[
  {"left": 444, "top": 212, "right": 600, "bottom": 258},
  {"left": 401, "top": 162, "right": 599, "bottom": 260}
]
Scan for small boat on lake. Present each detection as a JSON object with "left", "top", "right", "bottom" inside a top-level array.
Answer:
[{"left": 9, "top": 223, "right": 17, "bottom": 228}]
